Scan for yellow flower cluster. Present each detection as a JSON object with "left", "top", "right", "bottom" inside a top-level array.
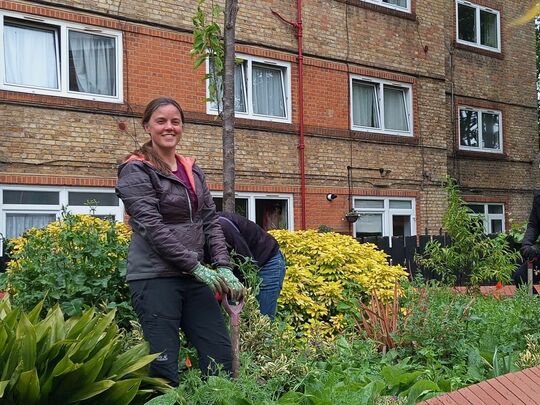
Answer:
[
  {"left": 6, "top": 215, "right": 131, "bottom": 276},
  {"left": 270, "top": 229, "right": 407, "bottom": 340}
]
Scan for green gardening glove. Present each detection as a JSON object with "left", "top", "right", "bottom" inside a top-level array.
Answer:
[
  {"left": 192, "top": 264, "right": 229, "bottom": 295},
  {"left": 217, "top": 267, "right": 246, "bottom": 301}
]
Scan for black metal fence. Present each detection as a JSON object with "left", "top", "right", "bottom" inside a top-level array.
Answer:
[{"left": 357, "top": 234, "right": 452, "bottom": 281}]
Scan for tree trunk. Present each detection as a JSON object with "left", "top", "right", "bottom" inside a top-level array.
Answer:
[{"left": 222, "top": 0, "right": 238, "bottom": 213}]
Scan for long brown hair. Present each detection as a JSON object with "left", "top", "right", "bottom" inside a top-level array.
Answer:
[{"left": 127, "top": 97, "right": 185, "bottom": 174}]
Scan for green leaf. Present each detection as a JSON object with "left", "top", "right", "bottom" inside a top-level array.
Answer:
[
  {"left": 405, "top": 380, "right": 441, "bottom": 404},
  {"left": 12, "top": 368, "right": 40, "bottom": 405},
  {"left": 0, "top": 380, "right": 10, "bottom": 398},
  {"left": 16, "top": 314, "right": 37, "bottom": 371},
  {"left": 108, "top": 342, "right": 151, "bottom": 378},
  {"left": 67, "top": 379, "right": 115, "bottom": 402},
  {"left": 92, "top": 378, "right": 142, "bottom": 405}
]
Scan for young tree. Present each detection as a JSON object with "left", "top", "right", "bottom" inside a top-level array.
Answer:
[{"left": 191, "top": 0, "right": 238, "bottom": 213}]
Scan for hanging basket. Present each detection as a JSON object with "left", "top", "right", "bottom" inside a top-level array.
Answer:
[{"left": 344, "top": 210, "right": 359, "bottom": 223}]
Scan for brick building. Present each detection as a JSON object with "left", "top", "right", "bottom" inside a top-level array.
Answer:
[{"left": 0, "top": 0, "right": 538, "bottom": 253}]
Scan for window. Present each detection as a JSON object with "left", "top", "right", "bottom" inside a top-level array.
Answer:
[
  {"left": 456, "top": 1, "right": 500, "bottom": 52},
  {"left": 1, "top": 11, "right": 123, "bottom": 102},
  {"left": 211, "top": 192, "right": 293, "bottom": 231},
  {"left": 466, "top": 203, "right": 505, "bottom": 234},
  {"left": 350, "top": 75, "right": 413, "bottom": 136},
  {"left": 459, "top": 107, "right": 502, "bottom": 153},
  {"left": 0, "top": 186, "right": 124, "bottom": 254},
  {"left": 207, "top": 54, "right": 291, "bottom": 123},
  {"left": 362, "top": 0, "right": 410, "bottom": 13},
  {"left": 353, "top": 197, "right": 416, "bottom": 238}
]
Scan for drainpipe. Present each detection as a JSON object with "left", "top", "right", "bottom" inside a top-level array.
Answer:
[{"left": 272, "top": 1, "right": 306, "bottom": 229}]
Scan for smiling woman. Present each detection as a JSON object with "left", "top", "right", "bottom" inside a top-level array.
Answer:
[{"left": 115, "top": 96, "right": 245, "bottom": 386}]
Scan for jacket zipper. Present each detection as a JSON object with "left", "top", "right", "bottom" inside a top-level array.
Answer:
[{"left": 184, "top": 187, "right": 193, "bottom": 223}]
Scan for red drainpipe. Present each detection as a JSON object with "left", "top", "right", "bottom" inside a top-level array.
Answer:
[{"left": 272, "top": 1, "right": 306, "bottom": 229}]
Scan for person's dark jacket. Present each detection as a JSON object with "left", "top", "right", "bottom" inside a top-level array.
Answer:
[
  {"left": 521, "top": 191, "right": 540, "bottom": 256},
  {"left": 116, "top": 154, "right": 230, "bottom": 281},
  {"left": 218, "top": 211, "right": 279, "bottom": 268}
]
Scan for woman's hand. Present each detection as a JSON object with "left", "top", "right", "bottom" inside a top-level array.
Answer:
[
  {"left": 217, "top": 267, "right": 246, "bottom": 301},
  {"left": 192, "top": 264, "right": 230, "bottom": 295}
]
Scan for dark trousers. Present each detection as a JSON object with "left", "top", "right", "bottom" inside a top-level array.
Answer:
[{"left": 129, "top": 277, "right": 232, "bottom": 386}]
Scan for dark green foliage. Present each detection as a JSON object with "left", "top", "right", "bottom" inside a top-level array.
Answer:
[{"left": 416, "top": 177, "right": 520, "bottom": 286}]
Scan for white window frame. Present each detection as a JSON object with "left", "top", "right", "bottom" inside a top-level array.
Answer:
[
  {"left": 466, "top": 203, "right": 505, "bottom": 234},
  {"left": 210, "top": 191, "right": 294, "bottom": 230},
  {"left": 456, "top": 0, "right": 501, "bottom": 52},
  {"left": 362, "top": 0, "right": 411, "bottom": 13},
  {"left": 0, "top": 185, "right": 124, "bottom": 255},
  {"left": 206, "top": 54, "right": 292, "bottom": 123},
  {"left": 458, "top": 106, "right": 503, "bottom": 153},
  {"left": 352, "top": 197, "right": 416, "bottom": 238},
  {"left": 350, "top": 75, "right": 413, "bottom": 137},
  {"left": 0, "top": 10, "right": 123, "bottom": 103}
]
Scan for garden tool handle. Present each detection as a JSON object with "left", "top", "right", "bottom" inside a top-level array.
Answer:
[
  {"left": 527, "top": 258, "right": 536, "bottom": 296},
  {"left": 222, "top": 295, "right": 244, "bottom": 326}
]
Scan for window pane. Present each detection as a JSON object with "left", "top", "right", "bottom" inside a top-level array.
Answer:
[
  {"left": 490, "top": 219, "right": 503, "bottom": 233},
  {"left": 5, "top": 213, "right": 56, "bottom": 239},
  {"left": 383, "top": 0, "right": 407, "bottom": 7},
  {"left": 482, "top": 112, "right": 500, "bottom": 149},
  {"left": 252, "top": 64, "right": 286, "bottom": 117},
  {"left": 234, "top": 63, "right": 247, "bottom": 112},
  {"left": 356, "top": 213, "right": 382, "bottom": 238},
  {"left": 466, "top": 204, "right": 485, "bottom": 214},
  {"left": 4, "top": 21, "right": 59, "bottom": 89},
  {"left": 389, "top": 200, "right": 412, "bottom": 209},
  {"left": 384, "top": 86, "right": 409, "bottom": 131},
  {"left": 355, "top": 199, "right": 384, "bottom": 209},
  {"left": 256, "top": 199, "right": 288, "bottom": 230},
  {"left": 488, "top": 204, "right": 503, "bottom": 214},
  {"left": 480, "top": 10, "right": 498, "bottom": 48},
  {"left": 69, "top": 31, "right": 116, "bottom": 96},
  {"left": 68, "top": 192, "right": 119, "bottom": 206},
  {"left": 352, "top": 82, "right": 380, "bottom": 128},
  {"left": 458, "top": 4, "right": 477, "bottom": 43},
  {"left": 460, "top": 109, "right": 479, "bottom": 147},
  {"left": 392, "top": 215, "right": 411, "bottom": 237},
  {"left": 212, "top": 198, "right": 249, "bottom": 217},
  {"left": 3, "top": 190, "right": 59, "bottom": 205}
]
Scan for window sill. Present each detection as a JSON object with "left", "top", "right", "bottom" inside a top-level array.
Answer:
[
  {"left": 454, "top": 41, "right": 503, "bottom": 60},
  {"left": 351, "top": 130, "right": 418, "bottom": 145},
  {"left": 335, "top": 0, "right": 416, "bottom": 21},
  {"left": 455, "top": 149, "right": 507, "bottom": 160}
]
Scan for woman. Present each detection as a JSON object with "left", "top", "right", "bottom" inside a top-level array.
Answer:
[{"left": 116, "top": 97, "right": 244, "bottom": 386}]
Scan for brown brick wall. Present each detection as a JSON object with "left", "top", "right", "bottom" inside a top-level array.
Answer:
[{"left": 0, "top": 0, "right": 537, "bottom": 235}]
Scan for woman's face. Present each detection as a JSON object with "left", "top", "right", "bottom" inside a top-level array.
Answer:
[{"left": 144, "top": 104, "right": 183, "bottom": 153}]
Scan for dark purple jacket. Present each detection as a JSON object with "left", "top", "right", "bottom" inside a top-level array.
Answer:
[{"left": 116, "top": 154, "right": 230, "bottom": 281}]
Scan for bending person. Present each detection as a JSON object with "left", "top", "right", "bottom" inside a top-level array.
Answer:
[
  {"left": 514, "top": 191, "right": 540, "bottom": 288},
  {"left": 116, "top": 97, "right": 244, "bottom": 386},
  {"left": 218, "top": 211, "right": 285, "bottom": 319}
]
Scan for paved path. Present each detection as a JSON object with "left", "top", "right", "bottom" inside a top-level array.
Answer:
[{"left": 419, "top": 364, "right": 540, "bottom": 404}]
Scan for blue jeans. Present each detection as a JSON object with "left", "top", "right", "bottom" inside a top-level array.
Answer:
[{"left": 257, "top": 250, "right": 286, "bottom": 319}]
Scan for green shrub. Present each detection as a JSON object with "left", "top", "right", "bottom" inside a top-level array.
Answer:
[
  {"left": 0, "top": 297, "right": 169, "bottom": 404},
  {"left": 416, "top": 177, "right": 520, "bottom": 287},
  {"left": 270, "top": 229, "right": 407, "bottom": 340},
  {"left": 1, "top": 212, "right": 134, "bottom": 327}
]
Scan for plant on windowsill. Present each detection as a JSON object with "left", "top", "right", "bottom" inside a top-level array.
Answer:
[{"left": 344, "top": 209, "right": 359, "bottom": 223}]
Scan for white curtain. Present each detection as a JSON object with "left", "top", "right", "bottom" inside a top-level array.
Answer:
[
  {"left": 352, "top": 82, "right": 380, "bottom": 128},
  {"left": 5, "top": 213, "right": 56, "bottom": 239},
  {"left": 384, "top": 86, "right": 409, "bottom": 131},
  {"left": 383, "top": 0, "right": 407, "bottom": 7},
  {"left": 209, "top": 62, "right": 246, "bottom": 112},
  {"left": 480, "top": 10, "right": 498, "bottom": 48},
  {"left": 69, "top": 31, "right": 116, "bottom": 96},
  {"left": 4, "top": 24, "right": 58, "bottom": 89},
  {"left": 252, "top": 64, "right": 285, "bottom": 117}
]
